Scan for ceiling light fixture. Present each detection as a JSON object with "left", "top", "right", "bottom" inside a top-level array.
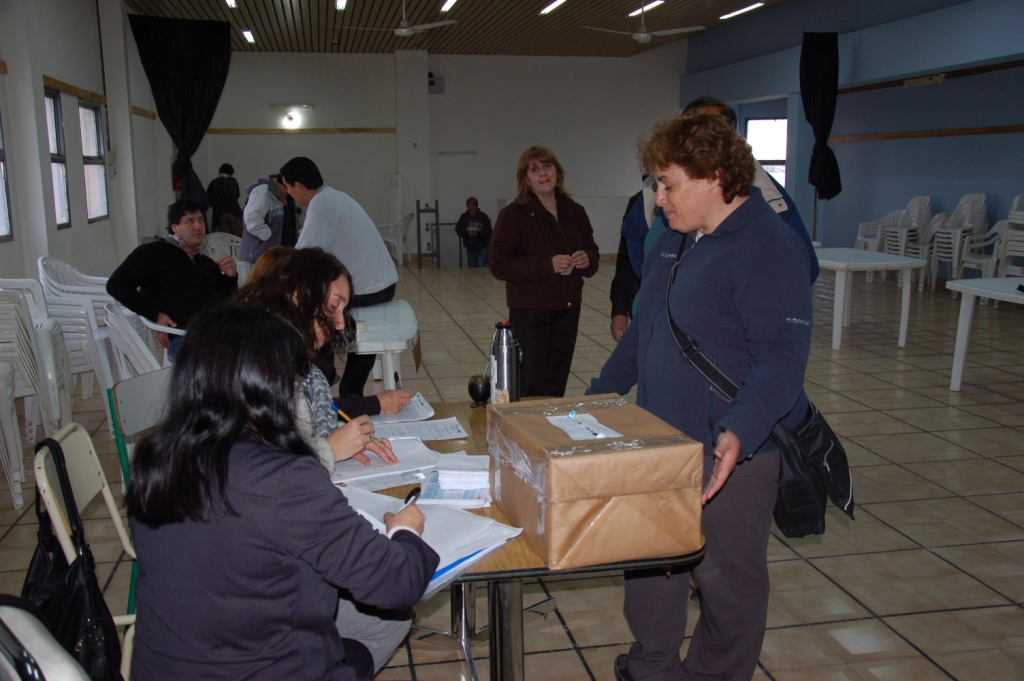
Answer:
[
  {"left": 440, "top": 0, "right": 458, "bottom": 12},
  {"left": 719, "top": 2, "right": 764, "bottom": 20},
  {"left": 242, "top": 29, "right": 255, "bottom": 43},
  {"left": 336, "top": 0, "right": 346, "bottom": 9},
  {"left": 282, "top": 111, "right": 302, "bottom": 129},
  {"left": 628, "top": 1, "right": 663, "bottom": 18},
  {"left": 539, "top": 0, "right": 568, "bottom": 16},
  {"left": 226, "top": 0, "right": 237, "bottom": 8}
]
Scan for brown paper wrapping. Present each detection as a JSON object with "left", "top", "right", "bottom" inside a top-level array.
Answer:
[{"left": 487, "top": 395, "right": 704, "bottom": 570}]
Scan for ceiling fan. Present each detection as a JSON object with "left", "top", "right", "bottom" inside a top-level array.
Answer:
[
  {"left": 334, "top": 0, "right": 456, "bottom": 42},
  {"left": 581, "top": 3, "right": 704, "bottom": 44}
]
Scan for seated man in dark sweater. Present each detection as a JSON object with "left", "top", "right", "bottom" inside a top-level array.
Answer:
[{"left": 107, "top": 199, "right": 238, "bottom": 354}]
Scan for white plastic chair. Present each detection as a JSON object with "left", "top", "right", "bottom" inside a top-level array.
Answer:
[
  {"left": 34, "top": 423, "right": 135, "bottom": 680},
  {"left": 882, "top": 196, "right": 932, "bottom": 285},
  {"left": 905, "top": 212, "right": 949, "bottom": 292},
  {"left": 855, "top": 210, "right": 901, "bottom": 282},
  {"left": 931, "top": 194, "right": 988, "bottom": 295},
  {"left": 201, "top": 233, "right": 250, "bottom": 285},
  {"left": 997, "top": 195, "right": 1024, "bottom": 278},
  {"left": 38, "top": 257, "right": 113, "bottom": 327},
  {"left": 104, "top": 303, "right": 161, "bottom": 381},
  {"left": 0, "top": 290, "right": 72, "bottom": 443},
  {"left": 378, "top": 213, "right": 414, "bottom": 266},
  {"left": 0, "top": 361, "right": 25, "bottom": 508}
]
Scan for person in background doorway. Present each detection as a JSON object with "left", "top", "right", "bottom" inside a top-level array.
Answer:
[
  {"left": 240, "top": 174, "right": 298, "bottom": 264},
  {"left": 455, "top": 197, "right": 492, "bottom": 267},
  {"left": 282, "top": 157, "right": 399, "bottom": 397},
  {"left": 489, "top": 146, "right": 600, "bottom": 397},
  {"left": 206, "top": 163, "right": 243, "bottom": 237}
]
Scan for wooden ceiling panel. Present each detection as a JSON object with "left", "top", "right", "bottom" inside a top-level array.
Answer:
[{"left": 124, "top": 0, "right": 788, "bottom": 57}]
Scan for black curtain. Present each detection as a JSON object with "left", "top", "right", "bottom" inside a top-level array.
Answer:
[
  {"left": 800, "top": 32, "right": 842, "bottom": 201},
  {"left": 128, "top": 15, "right": 231, "bottom": 213}
]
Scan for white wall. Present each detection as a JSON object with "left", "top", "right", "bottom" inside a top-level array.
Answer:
[
  {"left": 35, "top": 0, "right": 106, "bottom": 95},
  {"left": 427, "top": 39, "right": 687, "bottom": 252},
  {"left": 196, "top": 52, "right": 398, "bottom": 224}
]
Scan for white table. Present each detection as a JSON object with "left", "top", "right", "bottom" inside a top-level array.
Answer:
[
  {"left": 351, "top": 299, "right": 418, "bottom": 390},
  {"left": 946, "top": 277, "right": 1024, "bottom": 391},
  {"left": 815, "top": 248, "right": 928, "bottom": 350}
]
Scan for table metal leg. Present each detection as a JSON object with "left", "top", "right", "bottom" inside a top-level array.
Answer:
[
  {"left": 950, "top": 292, "right": 977, "bottom": 391},
  {"left": 898, "top": 267, "right": 913, "bottom": 347},
  {"left": 832, "top": 270, "right": 848, "bottom": 349},
  {"left": 489, "top": 579, "right": 525, "bottom": 681},
  {"left": 381, "top": 352, "right": 398, "bottom": 390},
  {"left": 843, "top": 273, "right": 853, "bottom": 327}
]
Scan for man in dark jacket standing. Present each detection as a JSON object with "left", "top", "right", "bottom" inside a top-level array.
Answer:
[
  {"left": 206, "top": 163, "right": 243, "bottom": 237},
  {"left": 107, "top": 199, "right": 238, "bottom": 355},
  {"left": 454, "top": 197, "right": 492, "bottom": 267}
]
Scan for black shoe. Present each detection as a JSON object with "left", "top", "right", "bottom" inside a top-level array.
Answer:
[{"left": 614, "top": 654, "right": 636, "bottom": 681}]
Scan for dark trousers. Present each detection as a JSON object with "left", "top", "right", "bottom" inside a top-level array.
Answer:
[
  {"left": 339, "top": 283, "right": 397, "bottom": 397},
  {"left": 507, "top": 307, "right": 580, "bottom": 398},
  {"left": 623, "top": 449, "right": 780, "bottom": 681}
]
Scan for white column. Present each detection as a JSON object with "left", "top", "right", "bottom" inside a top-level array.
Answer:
[
  {"left": 97, "top": 0, "right": 139, "bottom": 260},
  {"left": 0, "top": 0, "right": 58, "bottom": 276},
  {"left": 394, "top": 50, "right": 431, "bottom": 255}
]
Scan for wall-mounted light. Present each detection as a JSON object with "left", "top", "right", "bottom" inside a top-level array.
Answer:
[
  {"left": 719, "top": 3, "right": 764, "bottom": 20},
  {"left": 629, "top": 1, "right": 663, "bottom": 18},
  {"left": 242, "top": 29, "right": 256, "bottom": 43},
  {"left": 282, "top": 111, "right": 302, "bottom": 129},
  {"left": 269, "top": 103, "right": 314, "bottom": 111},
  {"left": 441, "top": 0, "right": 458, "bottom": 11},
  {"left": 540, "top": 0, "right": 567, "bottom": 15}
]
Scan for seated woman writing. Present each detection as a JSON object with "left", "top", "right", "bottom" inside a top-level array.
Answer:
[{"left": 127, "top": 306, "right": 438, "bottom": 680}]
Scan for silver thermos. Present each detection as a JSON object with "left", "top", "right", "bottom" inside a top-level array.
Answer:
[{"left": 490, "top": 321, "right": 521, "bottom": 403}]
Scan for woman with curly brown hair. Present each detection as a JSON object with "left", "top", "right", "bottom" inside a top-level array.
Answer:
[
  {"left": 488, "top": 145, "right": 600, "bottom": 397},
  {"left": 589, "top": 111, "right": 813, "bottom": 681}
]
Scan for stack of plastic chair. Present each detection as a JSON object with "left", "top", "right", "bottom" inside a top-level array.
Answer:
[
  {"left": 104, "top": 303, "right": 161, "bottom": 381},
  {"left": 203, "top": 232, "right": 250, "bottom": 285},
  {"left": 998, "top": 194, "right": 1024, "bottom": 279},
  {"left": 931, "top": 194, "right": 988, "bottom": 296},
  {"left": 0, "top": 290, "right": 72, "bottom": 444},
  {"left": 38, "top": 256, "right": 115, "bottom": 327},
  {"left": 0, "top": 361, "right": 25, "bottom": 508},
  {"left": 854, "top": 210, "right": 901, "bottom": 282},
  {"left": 905, "top": 212, "right": 950, "bottom": 292},
  {"left": 882, "top": 196, "right": 932, "bottom": 285},
  {"left": 378, "top": 212, "right": 415, "bottom": 266}
]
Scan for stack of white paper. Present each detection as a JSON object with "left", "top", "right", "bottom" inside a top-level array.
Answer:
[
  {"left": 436, "top": 453, "right": 490, "bottom": 490},
  {"left": 330, "top": 437, "right": 438, "bottom": 485},
  {"left": 420, "top": 470, "right": 492, "bottom": 508},
  {"left": 340, "top": 486, "right": 522, "bottom": 599}
]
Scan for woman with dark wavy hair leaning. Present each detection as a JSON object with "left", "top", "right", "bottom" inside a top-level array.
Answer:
[
  {"left": 589, "top": 111, "right": 812, "bottom": 681},
  {"left": 127, "top": 307, "right": 438, "bottom": 680}
]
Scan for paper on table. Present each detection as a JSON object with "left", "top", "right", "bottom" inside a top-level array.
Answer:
[
  {"left": 420, "top": 470, "right": 491, "bottom": 508},
  {"left": 339, "top": 487, "right": 521, "bottom": 599},
  {"left": 546, "top": 413, "right": 623, "bottom": 440},
  {"left": 342, "top": 468, "right": 430, "bottom": 492},
  {"left": 369, "top": 392, "right": 435, "bottom": 425},
  {"left": 330, "top": 437, "right": 438, "bottom": 484},
  {"left": 435, "top": 454, "right": 489, "bottom": 472},
  {"left": 373, "top": 417, "right": 468, "bottom": 441}
]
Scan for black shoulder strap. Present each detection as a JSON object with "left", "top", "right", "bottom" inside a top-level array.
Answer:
[
  {"left": 665, "top": 236, "right": 740, "bottom": 403},
  {"left": 35, "top": 438, "right": 86, "bottom": 556}
]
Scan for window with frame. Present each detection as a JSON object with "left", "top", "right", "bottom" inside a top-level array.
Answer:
[
  {"left": 79, "top": 102, "right": 108, "bottom": 220},
  {"left": 745, "top": 117, "right": 787, "bottom": 188},
  {"left": 0, "top": 108, "right": 12, "bottom": 241},
  {"left": 44, "top": 89, "right": 71, "bottom": 227}
]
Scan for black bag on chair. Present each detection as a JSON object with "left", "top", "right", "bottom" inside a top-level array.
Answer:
[{"left": 21, "top": 438, "right": 123, "bottom": 681}]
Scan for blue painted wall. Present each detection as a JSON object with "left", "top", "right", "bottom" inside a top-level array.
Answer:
[{"left": 817, "top": 66, "right": 1024, "bottom": 246}]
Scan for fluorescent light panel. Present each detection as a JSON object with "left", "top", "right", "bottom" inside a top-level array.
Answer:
[
  {"left": 539, "top": 0, "right": 567, "bottom": 15},
  {"left": 441, "top": 0, "right": 458, "bottom": 11},
  {"left": 242, "top": 30, "right": 255, "bottom": 43},
  {"left": 629, "top": 1, "right": 663, "bottom": 17},
  {"left": 336, "top": 0, "right": 346, "bottom": 9},
  {"left": 719, "top": 2, "right": 763, "bottom": 20},
  {"left": 226, "top": 0, "right": 237, "bottom": 7}
]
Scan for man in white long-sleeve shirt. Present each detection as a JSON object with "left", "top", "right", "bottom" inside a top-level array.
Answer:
[
  {"left": 240, "top": 174, "right": 296, "bottom": 264},
  {"left": 281, "top": 156, "right": 399, "bottom": 396}
]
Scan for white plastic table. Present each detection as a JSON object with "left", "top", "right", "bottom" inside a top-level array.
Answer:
[
  {"left": 351, "top": 299, "right": 418, "bottom": 390},
  {"left": 815, "top": 248, "right": 928, "bottom": 350},
  {"left": 945, "top": 277, "right": 1024, "bottom": 391}
]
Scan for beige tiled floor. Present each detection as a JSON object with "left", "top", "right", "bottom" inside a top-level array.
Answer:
[{"left": 2, "top": 260, "right": 1023, "bottom": 680}]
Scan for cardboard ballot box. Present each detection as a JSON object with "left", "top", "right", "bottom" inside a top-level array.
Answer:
[{"left": 487, "top": 395, "right": 704, "bottom": 570}]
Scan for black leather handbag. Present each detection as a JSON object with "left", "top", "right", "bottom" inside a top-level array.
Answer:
[
  {"left": 665, "top": 238, "right": 854, "bottom": 538},
  {"left": 21, "top": 438, "right": 123, "bottom": 681}
]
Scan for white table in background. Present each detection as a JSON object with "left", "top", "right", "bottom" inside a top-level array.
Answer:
[
  {"left": 351, "top": 299, "right": 418, "bottom": 390},
  {"left": 946, "top": 277, "right": 1024, "bottom": 391},
  {"left": 815, "top": 248, "right": 928, "bottom": 350}
]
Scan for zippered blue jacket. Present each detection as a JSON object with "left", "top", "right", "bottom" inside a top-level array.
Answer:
[{"left": 588, "top": 186, "right": 812, "bottom": 458}]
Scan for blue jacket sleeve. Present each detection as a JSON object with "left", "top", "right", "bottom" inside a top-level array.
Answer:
[{"left": 587, "top": 319, "right": 639, "bottom": 396}]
